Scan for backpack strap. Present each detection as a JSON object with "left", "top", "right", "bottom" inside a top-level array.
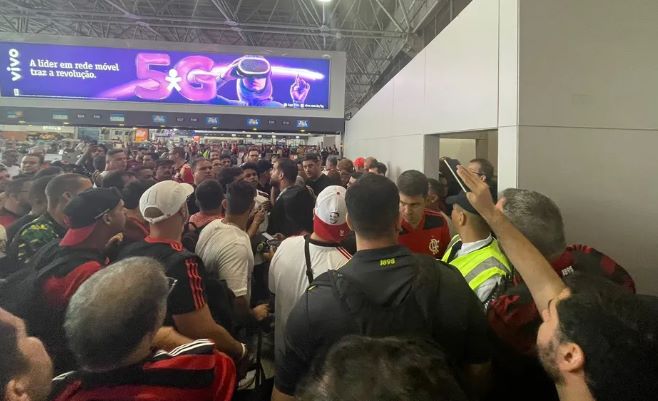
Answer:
[
  {"left": 304, "top": 235, "right": 314, "bottom": 283},
  {"left": 36, "top": 248, "right": 104, "bottom": 282}
]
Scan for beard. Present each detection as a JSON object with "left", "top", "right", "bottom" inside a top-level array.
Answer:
[{"left": 538, "top": 336, "right": 565, "bottom": 384}]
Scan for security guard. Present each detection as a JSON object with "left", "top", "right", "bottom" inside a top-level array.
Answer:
[{"left": 442, "top": 191, "right": 512, "bottom": 308}]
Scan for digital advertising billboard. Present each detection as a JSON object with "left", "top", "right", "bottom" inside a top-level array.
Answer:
[{"left": 0, "top": 42, "right": 331, "bottom": 110}]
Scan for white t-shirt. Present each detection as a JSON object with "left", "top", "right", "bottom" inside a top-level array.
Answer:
[
  {"left": 196, "top": 219, "right": 254, "bottom": 301},
  {"left": 268, "top": 235, "right": 351, "bottom": 363}
]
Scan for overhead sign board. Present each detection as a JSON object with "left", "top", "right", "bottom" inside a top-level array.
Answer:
[{"left": 0, "top": 42, "right": 331, "bottom": 110}]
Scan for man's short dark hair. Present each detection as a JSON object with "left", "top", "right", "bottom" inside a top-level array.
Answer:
[
  {"left": 298, "top": 336, "right": 468, "bottom": 401},
  {"left": 29, "top": 175, "right": 55, "bottom": 207},
  {"left": 256, "top": 160, "right": 273, "bottom": 175},
  {"left": 372, "top": 161, "right": 387, "bottom": 175},
  {"left": 276, "top": 158, "right": 298, "bottom": 183},
  {"left": 45, "top": 173, "right": 91, "bottom": 208},
  {"left": 397, "top": 170, "right": 429, "bottom": 197},
  {"left": 191, "top": 157, "right": 209, "bottom": 172},
  {"left": 241, "top": 162, "right": 259, "bottom": 175},
  {"left": 556, "top": 274, "right": 658, "bottom": 401},
  {"left": 122, "top": 180, "right": 155, "bottom": 210},
  {"left": 326, "top": 155, "right": 338, "bottom": 168},
  {"left": 470, "top": 158, "right": 495, "bottom": 181},
  {"left": 0, "top": 319, "right": 29, "bottom": 396},
  {"left": 303, "top": 153, "right": 320, "bottom": 163},
  {"left": 195, "top": 179, "right": 224, "bottom": 212},
  {"left": 102, "top": 170, "right": 135, "bottom": 191},
  {"left": 346, "top": 174, "right": 399, "bottom": 239},
  {"left": 427, "top": 178, "right": 444, "bottom": 196},
  {"left": 144, "top": 152, "right": 159, "bottom": 161},
  {"left": 106, "top": 149, "right": 125, "bottom": 159},
  {"left": 65, "top": 257, "right": 169, "bottom": 371},
  {"left": 226, "top": 180, "right": 255, "bottom": 215},
  {"left": 93, "top": 155, "right": 106, "bottom": 172},
  {"left": 218, "top": 167, "right": 244, "bottom": 190},
  {"left": 171, "top": 147, "right": 186, "bottom": 159},
  {"left": 25, "top": 153, "right": 44, "bottom": 165},
  {"left": 33, "top": 166, "right": 63, "bottom": 179},
  {"left": 220, "top": 154, "right": 231, "bottom": 161},
  {"left": 5, "top": 177, "right": 31, "bottom": 196},
  {"left": 155, "top": 159, "right": 175, "bottom": 169}
]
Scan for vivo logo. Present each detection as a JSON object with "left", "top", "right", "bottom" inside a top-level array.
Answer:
[{"left": 7, "top": 49, "right": 21, "bottom": 82}]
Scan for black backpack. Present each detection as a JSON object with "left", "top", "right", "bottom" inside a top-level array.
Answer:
[
  {"left": 116, "top": 241, "right": 237, "bottom": 336},
  {"left": 0, "top": 241, "right": 105, "bottom": 373},
  {"left": 181, "top": 221, "right": 211, "bottom": 253},
  {"left": 325, "top": 254, "right": 444, "bottom": 339}
]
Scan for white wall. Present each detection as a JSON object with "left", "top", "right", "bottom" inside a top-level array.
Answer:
[
  {"left": 439, "top": 138, "right": 476, "bottom": 164},
  {"left": 510, "top": 0, "right": 658, "bottom": 295},
  {"left": 517, "top": 128, "right": 658, "bottom": 295},
  {"left": 345, "top": 0, "right": 499, "bottom": 177}
]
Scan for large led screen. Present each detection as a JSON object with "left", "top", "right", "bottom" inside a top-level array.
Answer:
[{"left": 0, "top": 42, "right": 331, "bottom": 110}]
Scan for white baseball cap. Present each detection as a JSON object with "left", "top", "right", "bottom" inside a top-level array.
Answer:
[
  {"left": 139, "top": 180, "right": 194, "bottom": 224},
  {"left": 314, "top": 185, "right": 350, "bottom": 242}
]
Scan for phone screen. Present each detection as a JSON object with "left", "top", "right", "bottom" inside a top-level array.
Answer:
[{"left": 443, "top": 158, "right": 470, "bottom": 193}]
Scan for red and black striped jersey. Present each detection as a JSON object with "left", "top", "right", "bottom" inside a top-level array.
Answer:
[
  {"left": 399, "top": 209, "right": 451, "bottom": 258},
  {"left": 50, "top": 339, "right": 236, "bottom": 401},
  {"left": 488, "top": 244, "right": 636, "bottom": 356}
]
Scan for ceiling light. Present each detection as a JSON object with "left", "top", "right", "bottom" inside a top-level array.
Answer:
[{"left": 318, "top": 0, "right": 332, "bottom": 3}]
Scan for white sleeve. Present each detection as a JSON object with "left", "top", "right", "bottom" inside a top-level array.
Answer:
[{"left": 219, "top": 242, "right": 251, "bottom": 298}]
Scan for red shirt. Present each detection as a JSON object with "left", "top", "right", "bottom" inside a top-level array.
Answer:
[
  {"left": 488, "top": 244, "right": 636, "bottom": 356},
  {"left": 189, "top": 212, "right": 223, "bottom": 228},
  {"left": 398, "top": 209, "right": 451, "bottom": 258},
  {"left": 0, "top": 208, "right": 19, "bottom": 228},
  {"left": 51, "top": 339, "right": 236, "bottom": 401}
]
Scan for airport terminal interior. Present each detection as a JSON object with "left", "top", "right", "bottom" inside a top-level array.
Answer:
[{"left": 0, "top": 1, "right": 656, "bottom": 401}]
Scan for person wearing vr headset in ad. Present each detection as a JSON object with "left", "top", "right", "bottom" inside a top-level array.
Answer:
[{"left": 216, "top": 55, "right": 310, "bottom": 108}]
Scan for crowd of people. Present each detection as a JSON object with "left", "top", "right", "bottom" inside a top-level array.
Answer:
[{"left": 0, "top": 141, "right": 656, "bottom": 401}]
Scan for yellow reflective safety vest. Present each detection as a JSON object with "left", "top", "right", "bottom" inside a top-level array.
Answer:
[{"left": 441, "top": 235, "right": 512, "bottom": 293}]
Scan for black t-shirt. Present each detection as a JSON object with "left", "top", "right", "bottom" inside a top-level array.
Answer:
[
  {"left": 275, "top": 245, "right": 491, "bottom": 395},
  {"left": 306, "top": 174, "right": 332, "bottom": 196},
  {"left": 115, "top": 238, "right": 207, "bottom": 322}
]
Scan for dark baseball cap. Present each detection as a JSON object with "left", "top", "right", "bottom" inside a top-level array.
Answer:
[
  {"left": 60, "top": 188, "right": 122, "bottom": 247},
  {"left": 446, "top": 191, "right": 480, "bottom": 216}
]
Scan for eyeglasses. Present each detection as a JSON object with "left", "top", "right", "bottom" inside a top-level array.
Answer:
[
  {"left": 468, "top": 169, "right": 486, "bottom": 177},
  {"left": 166, "top": 277, "right": 178, "bottom": 295}
]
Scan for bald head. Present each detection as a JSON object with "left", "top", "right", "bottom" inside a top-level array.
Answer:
[{"left": 65, "top": 257, "right": 168, "bottom": 371}]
